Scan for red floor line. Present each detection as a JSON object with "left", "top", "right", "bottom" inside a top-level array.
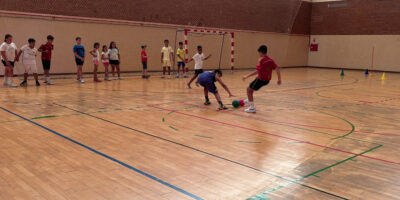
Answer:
[
  {"left": 181, "top": 102, "right": 400, "bottom": 137},
  {"left": 148, "top": 104, "right": 400, "bottom": 167},
  {"left": 266, "top": 81, "right": 358, "bottom": 94}
]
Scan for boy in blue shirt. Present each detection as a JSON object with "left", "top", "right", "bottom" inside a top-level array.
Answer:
[{"left": 73, "top": 37, "right": 85, "bottom": 83}]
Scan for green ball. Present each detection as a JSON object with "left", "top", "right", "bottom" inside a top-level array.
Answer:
[{"left": 232, "top": 100, "right": 240, "bottom": 108}]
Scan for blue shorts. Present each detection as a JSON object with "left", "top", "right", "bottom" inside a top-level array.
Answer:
[
  {"left": 198, "top": 72, "right": 217, "bottom": 94},
  {"left": 177, "top": 62, "right": 185, "bottom": 67}
]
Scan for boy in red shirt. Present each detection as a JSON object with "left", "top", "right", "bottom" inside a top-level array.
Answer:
[
  {"left": 242, "top": 45, "right": 282, "bottom": 113},
  {"left": 141, "top": 45, "right": 150, "bottom": 78},
  {"left": 38, "top": 35, "right": 54, "bottom": 85}
]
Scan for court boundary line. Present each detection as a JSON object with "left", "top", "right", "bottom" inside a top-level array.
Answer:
[
  {"left": 250, "top": 144, "right": 382, "bottom": 199},
  {"left": 0, "top": 107, "right": 203, "bottom": 200},
  {"left": 148, "top": 105, "right": 400, "bottom": 167},
  {"left": 52, "top": 103, "right": 348, "bottom": 200},
  {"left": 181, "top": 102, "right": 400, "bottom": 137}
]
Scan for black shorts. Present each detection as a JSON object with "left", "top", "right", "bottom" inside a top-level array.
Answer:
[
  {"left": 75, "top": 58, "right": 84, "bottom": 66},
  {"left": 178, "top": 62, "right": 186, "bottom": 68},
  {"left": 110, "top": 60, "right": 120, "bottom": 65},
  {"left": 42, "top": 60, "right": 51, "bottom": 70},
  {"left": 195, "top": 69, "right": 204, "bottom": 75},
  {"left": 249, "top": 78, "right": 270, "bottom": 91},
  {"left": 142, "top": 62, "right": 147, "bottom": 69},
  {"left": 2, "top": 60, "right": 14, "bottom": 67}
]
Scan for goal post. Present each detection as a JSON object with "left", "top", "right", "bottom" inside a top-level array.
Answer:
[{"left": 176, "top": 28, "right": 234, "bottom": 72}]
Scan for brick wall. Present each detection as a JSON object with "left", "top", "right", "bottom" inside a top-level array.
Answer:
[
  {"left": 0, "top": 0, "right": 310, "bottom": 34},
  {"left": 311, "top": 0, "right": 400, "bottom": 35}
]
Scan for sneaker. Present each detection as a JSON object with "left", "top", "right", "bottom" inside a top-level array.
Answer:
[
  {"left": 195, "top": 82, "right": 200, "bottom": 87},
  {"left": 183, "top": 74, "right": 188, "bottom": 78},
  {"left": 142, "top": 75, "right": 145, "bottom": 79},
  {"left": 161, "top": 75, "right": 165, "bottom": 78},
  {"left": 8, "top": 82, "right": 17, "bottom": 87},
  {"left": 36, "top": 81, "right": 41, "bottom": 86},
  {"left": 94, "top": 79, "right": 102, "bottom": 82},
  {"left": 47, "top": 79, "right": 54, "bottom": 85},
  {"left": 175, "top": 74, "right": 179, "bottom": 78},
  {"left": 245, "top": 107, "right": 256, "bottom": 113},
  {"left": 168, "top": 75, "right": 171, "bottom": 79},
  {"left": 20, "top": 80, "right": 27, "bottom": 87},
  {"left": 107, "top": 77, "right": 112, "bottom": 81},
  {"left": 80, "top": 79, "right": 85, "bottom": 83},
  {"left": 244, "top": 99, "right": 250, "bottom": 106},
  {"left": 187, "top": 84, "right": 192, "bottom": 89},
  {"left": 76, "top": 79, "right": 81, "bottom": 83},
  {"left": 218, "top": 105, "right": 228, "bottom": 110},
  {"left": 204, "top": 101, "right": 211, "bottom": 105},
  {"left": 145, "top": 75, "right": 151, "bottom": 79},
  {"left": 118, "top": 77, "right": 123, "bottom": 80},
  {"left": 113, "top": 76, "right": 117, "bottom": 80},
  {"left": 43, "top": 80, "right": 48, "bottom": 83}
]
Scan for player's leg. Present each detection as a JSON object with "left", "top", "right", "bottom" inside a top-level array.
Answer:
[
  {"left": 104, "top": 63, "right": 109, "bottom": 80},
  {"left": 111, "top": 64, "right": 116, "bottom": 79},
  {"left": 167, "top": 61, "right": 171, "bottom": 79},
  {"left": 203, "top": 87, "right": 211, "bottom": 105},
  {"left": 8, "top": 63, "right": 16, "bottom": 87},
  {"left": 187, "top": 70, "right": 200, "bottom": 88},
  {"left": 20, "top": 64, "right": 29, "bottom": 86},
  {"left": 31, "top": 64, "right": 40, "bottom": 86},
  {"left": 245, "top": 78, "right": 269, "bottom": 113},
  {"left": 116, "top": 63, "right": 122, "bottom": 80}
]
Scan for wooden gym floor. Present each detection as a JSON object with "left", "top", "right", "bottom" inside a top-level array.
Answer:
[{"left": 0, "top": 68, "right": 399, "bottom": 200}]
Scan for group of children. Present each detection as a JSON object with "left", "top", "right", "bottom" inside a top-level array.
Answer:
[
  {"left": 74, "top": 37, "right": 122, "bottom": 83},
  {"left": 1, "top": 33, "right": 281, "bottom": 113},
  {"left": 1, "top": 34, "right": 54, "bottom": 87}
]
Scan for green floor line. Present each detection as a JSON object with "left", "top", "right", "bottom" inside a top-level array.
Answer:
[
  {"left": 238, "top": 141, "right": 261, "bottom": 144},
  {"left": 169, "top": 126, "right": 179, "bottom": 131},
  {"left": 247, "top": 112, "right": 379, "bottom": 146},
  {"left": 321, "top": 112, "right": 355, "bottom": 140},
  {"left": 162, "top": 117, "right": 165, "bottom": 122},
  {"left": 194, "top": 134, "right": 213, "bottom": 139},
  {"left": 31, "top": 115, "right": 57, "bottom": 120},
  {"left": 249, "top": 144, "right": 382, "bottom": 199}
]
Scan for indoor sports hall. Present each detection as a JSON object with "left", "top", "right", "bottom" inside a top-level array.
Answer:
[{"left": 0, "top": 0, "right": 399, "bottom": 199}]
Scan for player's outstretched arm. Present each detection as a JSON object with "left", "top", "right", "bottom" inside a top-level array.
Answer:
[
  {"left": 216, "top": 76, "right": 235, "bottom": 97},
  {"left": 276, "top": 67, "right": 282, "bottom": 85},
  {"left": 242, "top": 70, "right": 258, "bottom": 81},
  {"left": 204, "top": 54, "right": 212, "bottom": 60}
]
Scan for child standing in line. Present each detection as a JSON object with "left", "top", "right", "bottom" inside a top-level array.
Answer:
[
  {"left": 101, "top": 45, "right": 111, "bottom": 81},
  {"left": 90, "top": 42, "right": 102, "bottom": 82},
  {"left": 197, "top": 69, "right": 234, "bottom": 110},
  {"left": 16, "top": 38, "right": 40, "bottom": 86},
  {"left": 242, "top": 45, "right": 282, "bottom": 113},
  {"left": 73, "top": 37, "right": 85, "bottom": 83},
  {"left": 0, "top": 34, "right": 18, "bottom": 87},
  {"left": 160, "top": 39, "right": 173, "bottom": 79},
  {"left": 186, "top": 45, "right": 211, "bottom": 88},
  {"left": 109, "top": 41, "right": 122, "bottom": 80},
  {"left": 38, "top": 35, "right": 54, "bottom": 85},
  {"left": 141, "top": 45, "right": 150, "bottom": 79},
  {"left": 176, "top": 42, "right": 186, "bottom": 78}
]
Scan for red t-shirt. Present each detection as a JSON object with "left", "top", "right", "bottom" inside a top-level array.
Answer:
[
  {"left": 39, "top": 43, "right": 54, "bottom": 60},
  {"left": 141, "top": 51, "right": 147, "bottom": 62},
  {"left": 256, "top": 56, "right": 277, "bottom": 81}
]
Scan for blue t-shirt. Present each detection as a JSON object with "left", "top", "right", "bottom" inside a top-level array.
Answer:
[{"left": 73, "top": 44, "right": 85, "bottom": 58}]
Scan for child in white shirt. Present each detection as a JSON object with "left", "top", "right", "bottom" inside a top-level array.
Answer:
[
  {"left": 16, "top": 38, "right": 40, "bottom": 86},
  {"left": 0, "top": 34, "right": 18, "bottom": 87},
  {"left": 186, "top": 45, "right": 211, "bottom": 88}
]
